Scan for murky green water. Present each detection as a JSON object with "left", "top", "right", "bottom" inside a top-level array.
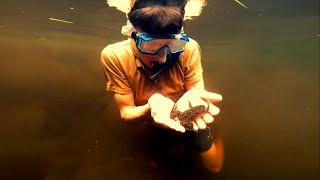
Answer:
[{"left": 0, "top": 0, "right": 319, "bottom": 179}]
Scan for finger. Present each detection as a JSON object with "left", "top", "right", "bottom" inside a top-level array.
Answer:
[
  {"left": 166, "top": 119, "right": 185, "bottom": 133},
  {"left": 165, "top": 119, "right": 178, "bottom": 130},
  {"left": 208, "top": 103, "right": 220, "bottom": 116},
  {"left": 173, "top": 119, "right": 186, "bottom": 133},
  {"left": 202, "top": 113, "right": 214, "bottom": 124},
  {"left": 200, "top": 91, "right": 223, "bottom": 104},
  {"left": 177, "top": 124, "right": 186, "bottom": 133},
  {"left": 195, "top": 117, "right": 207, "bottom": 130},
  {"left": 148, "top": 93, "right": 163, "bottom": 105},
  {"left": 192, "top": 121, "right": 199, "bottom": 131}
]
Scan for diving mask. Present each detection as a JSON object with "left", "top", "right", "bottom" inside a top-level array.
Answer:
[{"left": 131, "top": 32, "right": 189, "bottom": 55}]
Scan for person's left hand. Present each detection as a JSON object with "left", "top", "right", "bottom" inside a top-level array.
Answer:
[
  {"left": 148, "top": 93, "right": 186, "bottom": 133},
  {"left": 173, "top": 89, "right": 222, "bottom": 131}
]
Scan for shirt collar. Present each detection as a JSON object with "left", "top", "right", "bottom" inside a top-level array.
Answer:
[{"left": 135, "top": 56, "right": 143, "bottom": 68}]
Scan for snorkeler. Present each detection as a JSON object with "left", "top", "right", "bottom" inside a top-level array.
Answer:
[{"left": 101, "top": 0, "right": 224, "bottom": 173}]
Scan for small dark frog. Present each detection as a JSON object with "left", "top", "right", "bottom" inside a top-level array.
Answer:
[{"left": 170, "top": 101, "right": 209, "bottom": 130}]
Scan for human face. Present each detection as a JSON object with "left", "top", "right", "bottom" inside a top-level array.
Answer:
[{"left": 131, "top": 31, "right": 189, "bottom": 67}]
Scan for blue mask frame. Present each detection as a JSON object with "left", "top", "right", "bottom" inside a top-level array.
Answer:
[{"left": 131, "top": 32, "right": 189, "bottom": 55}]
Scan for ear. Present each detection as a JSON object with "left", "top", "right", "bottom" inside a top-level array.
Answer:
[{"left": 184, "top": 0, "right": 207, "bottom": 20}]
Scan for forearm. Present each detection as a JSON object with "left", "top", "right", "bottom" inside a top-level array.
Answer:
[{"left": 120, "top": 103, "right": 151, "bottom": 123}]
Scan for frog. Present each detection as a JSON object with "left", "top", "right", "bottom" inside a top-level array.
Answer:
[{"left": 170, "top": 101, "right": 209, "bottom": 131}]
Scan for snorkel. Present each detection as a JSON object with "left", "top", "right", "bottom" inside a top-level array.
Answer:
[
  {"left": 147, "top": 52, "right": 180, "bottom": 82},
  {"left": 132, "top": 31, "right": 187, "bottom": 82}
]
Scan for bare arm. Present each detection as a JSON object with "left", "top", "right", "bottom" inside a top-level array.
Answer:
[
  {"left": 114, "top": 92, "right": 151, "bottom": 123},
  {"left": 185, "top": 80, "right": 224, "bottom": 173}
]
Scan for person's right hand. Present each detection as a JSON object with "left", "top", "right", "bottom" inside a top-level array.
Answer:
[
  {"left": 174, "top": 89, "right": 222, "bottom": 131},
  {"left": 148, "top": 93, "right": 185, "bottom": 133}
]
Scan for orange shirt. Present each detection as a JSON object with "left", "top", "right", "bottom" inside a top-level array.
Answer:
[{"left": 101, "top": 38, "right": 203, "bottom": 106}]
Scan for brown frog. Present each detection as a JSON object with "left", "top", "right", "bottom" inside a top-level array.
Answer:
[{"left": 170, "top": 101, "right": 209, "bottom": 131}]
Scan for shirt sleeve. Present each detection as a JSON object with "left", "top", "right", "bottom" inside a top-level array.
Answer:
[
  {"left": 181, "top": 39, "right": 203, "bottom": 84},
  {"left": 100, "top": 45, "right": 132, "bottom": 94}
]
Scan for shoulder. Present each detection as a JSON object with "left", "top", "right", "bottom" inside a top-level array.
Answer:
[
  {"left": 101, "top": 39, "right": 133, "bottom": 65},
  {"left": 179, "top": 37, "right": 201, "bottom": 63},
  {"left": 101, "top": 39, "right": 132, "bottom": 58},
  {"left": 184, "top": 38, "right": 201, "bottom": 53}
]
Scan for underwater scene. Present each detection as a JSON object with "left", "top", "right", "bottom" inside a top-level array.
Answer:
[{"left": 0, "top": 0, "right": 319, "bottom": 179}]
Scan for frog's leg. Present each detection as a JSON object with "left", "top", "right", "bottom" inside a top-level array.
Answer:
[
  {"left": 188, "top": 100, "right": 193, "bottom": 108},
  {"left": 171, "top": 103, "right": 177, "bottom": 113},
  {"left": 206, "top": 103, "right": 210, "bottom": 112},
  {"left": 170, "top": 103, "right": 178, "bottom": 119}
]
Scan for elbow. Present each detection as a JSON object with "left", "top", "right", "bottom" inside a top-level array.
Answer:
[
  {"left": 120, "top": 113, "right": 131, "bottom": 123},
  {"left": 204, "top": 157, "right": 223, "bottom": 174},
  {"left": 119, "top": 108, "right": 131, "bottom": 123},
  {"left": 120, "top": 113, "right": 138, "bottom": 124},
  {"left": 202, "top": 151, "right": 223, "bottom": 174},
  {"left": 201, "top": 141, "right": 224, "bottom": 174},
  {"left": 119, "top": 105, "right": 150, "bottom": 124},
  {"left": 210, "top": 162, "right": 223, "bottom": 174}
]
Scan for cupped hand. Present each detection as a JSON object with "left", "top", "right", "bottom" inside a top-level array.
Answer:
[
  {"left": 148, "top": 93, "right": 186, "bottom": 133},
  {"left": 174, "top": 89, "right": 222, "bottom": 130}
]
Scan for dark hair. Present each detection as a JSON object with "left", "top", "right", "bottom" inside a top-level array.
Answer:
[{"left": 128, "top": 0, "right": 187, "bottom": 36}]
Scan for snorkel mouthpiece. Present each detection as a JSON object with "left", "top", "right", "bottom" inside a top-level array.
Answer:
[
  {"left": 151, "top": 52, "right": 170, "bottom": 71},
  {"left": 148, "top": 52, "right": 179, "bottom": 82}
]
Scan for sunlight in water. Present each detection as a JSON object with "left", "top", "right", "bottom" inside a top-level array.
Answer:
[
  {"left": 234, "top": 0, "right": 248, "bottom": 8},
  {"left": 49, "top": 17, "right": 74, "bottom": 24}
]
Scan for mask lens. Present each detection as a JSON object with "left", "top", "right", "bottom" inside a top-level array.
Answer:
[
  {"left": 140, "top": 39, "right": 187, "bottom": 54},
  {"left": 167, "top": 39, "right": 187, "bottom": 53},
  {"left": 140, "top": 40, "right": 167, "bottom": 54},
  {"left": 135, "top": 33, "right": 189, "bottom": 55}
]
